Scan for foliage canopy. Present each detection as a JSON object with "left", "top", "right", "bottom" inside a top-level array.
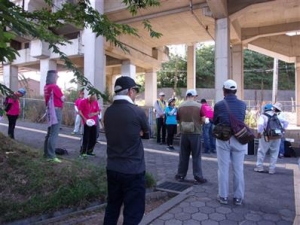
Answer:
[
  {"left": 157, "top": 45, "right": 295, "bottom": 90},
  {"left": 0, "top": 0, "right": 161, "bottom": 98}
]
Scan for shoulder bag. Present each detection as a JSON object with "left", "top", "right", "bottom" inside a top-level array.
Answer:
[{"left": 224, "top": 100, "right": 255, "bottom": 144}]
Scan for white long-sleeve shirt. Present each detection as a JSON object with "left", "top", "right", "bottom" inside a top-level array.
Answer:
[
  {"left": 153, "top": 99, "right": 166, "bottom": 118},
  {"left": 257, "top": 111, "right": 289, "bottom": 133}
]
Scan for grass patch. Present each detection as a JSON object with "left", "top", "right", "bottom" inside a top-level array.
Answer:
[
  {"left": 0, "top": 132, "right": 157, "bottom": 223},
  {"left": 0, "top": 132, "right": 107, "bottom": 223}
]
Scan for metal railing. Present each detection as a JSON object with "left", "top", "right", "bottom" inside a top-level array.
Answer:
[{"left": 0, "top": 97, "right": 298, "bottom": 135}]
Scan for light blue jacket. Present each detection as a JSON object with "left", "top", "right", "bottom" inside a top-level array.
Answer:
[{"left": 165, "top": 106, "right": 177, "bottom": 125}]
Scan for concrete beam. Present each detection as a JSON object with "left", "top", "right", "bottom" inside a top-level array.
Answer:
[
  {"left": 115, "top": 3, "right": 208, "bottom": 24},
  {"left": 248, "top": 35, "right": 300, "bottom": 62},
  {"left": 206, "top": 0, "right": 228, "bottom": 19},
  {"left": 241, "top": 22, "right": 300, "bottom": 42},
  {"left": 230, "top": 1, "right": 271, "bottom": 21},
  {"left": 104, "top": 42, "right": 162, "bottom": 70},
  {"left": 230, "top": 20, "right": 242, "bottom": 43}
]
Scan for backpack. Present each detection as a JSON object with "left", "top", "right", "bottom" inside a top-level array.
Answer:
[
  {"left": 55, "top": 148, "right": 69, "bottom": 155},
  {"left": 263, "top": 113, "right": 283, "bottom": 140},
  {"left": 3, "top": 96, "right": 10, "bottom": 112},
  {"left": 283, "top": 140, "right": 296, "bottom": 157}
]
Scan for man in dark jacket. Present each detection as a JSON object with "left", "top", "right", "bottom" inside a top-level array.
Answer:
[
  {"left": 103, "top": 76, "right": 150, "bottom": 225},
  {"left": 213, "top": 79, "right": 247, "bottom": 206}
]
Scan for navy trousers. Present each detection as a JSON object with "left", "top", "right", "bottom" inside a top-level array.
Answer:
[{"left": 104, "top": 170, "right": 146, "bottom": 225}]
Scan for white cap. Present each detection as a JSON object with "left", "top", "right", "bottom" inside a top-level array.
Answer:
[
  {"left": 273, "top": 102, "right": 282, "bottom": 112},
  {"left": 86, "top": 119, "right": 95, "bottom": 127},
  {"left": 223, "top": 79, "right": 237, "bottom": 90},
  {"left": 159, "top": 92, "right": 165, "bottom": 96},
  {"left": 186, "top": 89, "right": 198, "bottom": 96}
]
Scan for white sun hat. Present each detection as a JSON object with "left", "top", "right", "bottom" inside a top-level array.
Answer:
[
  {"left": 273, "top": 102, "right": 282, "bottom": 112},
  {"left": 86, "top": 119, "right": 95, "bottom": 127}
]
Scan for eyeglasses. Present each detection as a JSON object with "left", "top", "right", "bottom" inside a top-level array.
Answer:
[{"left": 131, "top": 88, "right": 139, "bottom": 93}]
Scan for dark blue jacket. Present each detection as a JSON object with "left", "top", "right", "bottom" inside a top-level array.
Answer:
[
  {"left": 104, "top": 99, "right": 150, "bottom": 174},
  {"left": 213, "top": 94, "right": 246, "bottom": 126}
]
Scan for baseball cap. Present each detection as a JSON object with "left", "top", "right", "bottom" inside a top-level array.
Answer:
[
  {"left": 159, "top": 92, "right": 165, "bottom": 96},
  {"left": 17, "top": 88, "right": 26, "bottom": 96},
  {"left": 273, "top": 102, "right": 282, "bottom": 112},
  {"left": 264, "top": 103, "right": 273, "bottom": 112},
  {"left": 114, "top": 76, "right": 140, "bottom": 93},
  {"left": 223, "top": 79, "right": 237, "bottom": 90},
  {"left": 186, "top": 89, "right": 198, "bottom": 97}
]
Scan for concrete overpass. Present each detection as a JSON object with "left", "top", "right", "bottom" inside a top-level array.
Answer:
[{"left": 2, "top": 0, "right": 300, "bottom": 123}]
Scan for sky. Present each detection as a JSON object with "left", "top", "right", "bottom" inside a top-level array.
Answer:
[{"left": 22, "top": 71, "right": 77, "bottom": 90}]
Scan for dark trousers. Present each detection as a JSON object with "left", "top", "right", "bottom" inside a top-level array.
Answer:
[
  {"left": 7, "top": 115, "right": 18, "bottom": 139},
  {"left": 202, "top": 122, "right": 216, "bottom": 153},
  {"left": 177, "top": 134, "right": 203, "bottom": 178},
  {"left": 166, "top": 124, "right": 177, "bottom": 146},
  {"left": 156, "top": 117, "right": 166, "bottom": 143},
  {"left": 80, "top": 124, "right": 97, "bottom": 154},
  {"left": 104, "top": 170, "right": 145, "bottom": 225}
]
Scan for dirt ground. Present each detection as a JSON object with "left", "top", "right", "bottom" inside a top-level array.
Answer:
[{"left": 47, "top": 192, "right": 172, "bottom": 225}]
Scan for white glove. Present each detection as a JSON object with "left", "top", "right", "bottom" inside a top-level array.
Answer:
[{"left": 205, "top": 118, "right": 210, "bottom": 124}]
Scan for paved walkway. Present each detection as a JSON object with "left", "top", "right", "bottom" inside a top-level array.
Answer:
[{"left": 0, "top": 119, "right": 299, "bottom": 225}]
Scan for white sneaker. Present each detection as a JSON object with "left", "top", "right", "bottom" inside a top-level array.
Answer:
[
  {"left": 269, "top": 169, "right": 275, "bottom": 174},
  {"left": 254, "top": 167, "right": 264, "bottom": 172}
]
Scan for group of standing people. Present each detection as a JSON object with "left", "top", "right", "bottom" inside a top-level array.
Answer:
[
  {"left": 43, "top": 70, "right": 101, "bottom": 163},
  {"left": 2, "top": 72, "right": 291, "bottom": 224},
  {"left": 154, "top": 79, "right": 289, "bottom": 209},
  {"left": 213, "top": 79, "right": 289, "bottom": 206},
  {"left": 153, "top": 92, "right": 178, "bottom": 150},
  {"left": 154, "top": 92, "right": 215, "bottom": 153}
]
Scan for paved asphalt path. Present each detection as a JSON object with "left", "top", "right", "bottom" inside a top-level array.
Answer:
[{"left": 0, "top": 119, "right": 299, "bottom": 225}]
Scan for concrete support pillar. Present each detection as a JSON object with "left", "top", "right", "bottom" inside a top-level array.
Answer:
[
  {"left": 187, "top": 44, "right": 196, "bottom": 90},
  {"left": 231, "top": 44, "right": 244, "bottom": 99},
  {"left": 106, "top": 74, "right": 113, "bottom": 96},
  {"left": 40, "top": 59, "right": 57, "bottom": 95},
  {"left": 3, "top": 65, "right": 18, "bottom": 91},
  {"left": 295, "top": 57, "right": 300, "bottom": 126},
  {"left": 144, "top": 69, "right": 157, "bottom": 107},
  {"left": 121, "top": 60, "right": 136, "bottom": 80},
  {"left": 215, "top": 18, "right": 230, "bottom": 101},
  {"left": 111, "top": 75, "right": 118, "bottom": 95},
  {"left": 83, "top": 0, "right": 105, "bottom": 103}
]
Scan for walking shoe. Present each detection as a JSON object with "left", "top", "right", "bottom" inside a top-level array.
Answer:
[
  {"left": 87, "top": 153, "right": 96, "bottom": 157},
  {"left": 47, "top": 158, "right": 61, "bottom": 163},
  {"left": 268, "top": 169, "right": 275, "bottom": 174},
  {"left": 217, "top": 196, "right": 228, "bottom": 205},
  {"left": 71, "top": 131, "right": 77, "bottom": 135},
  {"left": 166, "top": 147, "right": 172, "bottom": 151},
  {"left": 175, "top": 174, "right": 185, "bottom": 182},
  {"left": 79, "top": 154, "right": 87, "bottom": 159},
  {"left": 233, "top": 198, "right": 243, "bottom": 206},
  {"left": 194, "top": 176, "right": 207, "bottom": 184},
  {"left": 254, "top": 167, "right": 264, "bottom": 172},
  {"left": 169, "top": 146, "right": 175, "bottom": 150}
]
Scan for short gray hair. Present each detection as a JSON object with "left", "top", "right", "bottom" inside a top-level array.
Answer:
[{"left": 115, "top": 89, "right": 129, "bottom": 96}]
